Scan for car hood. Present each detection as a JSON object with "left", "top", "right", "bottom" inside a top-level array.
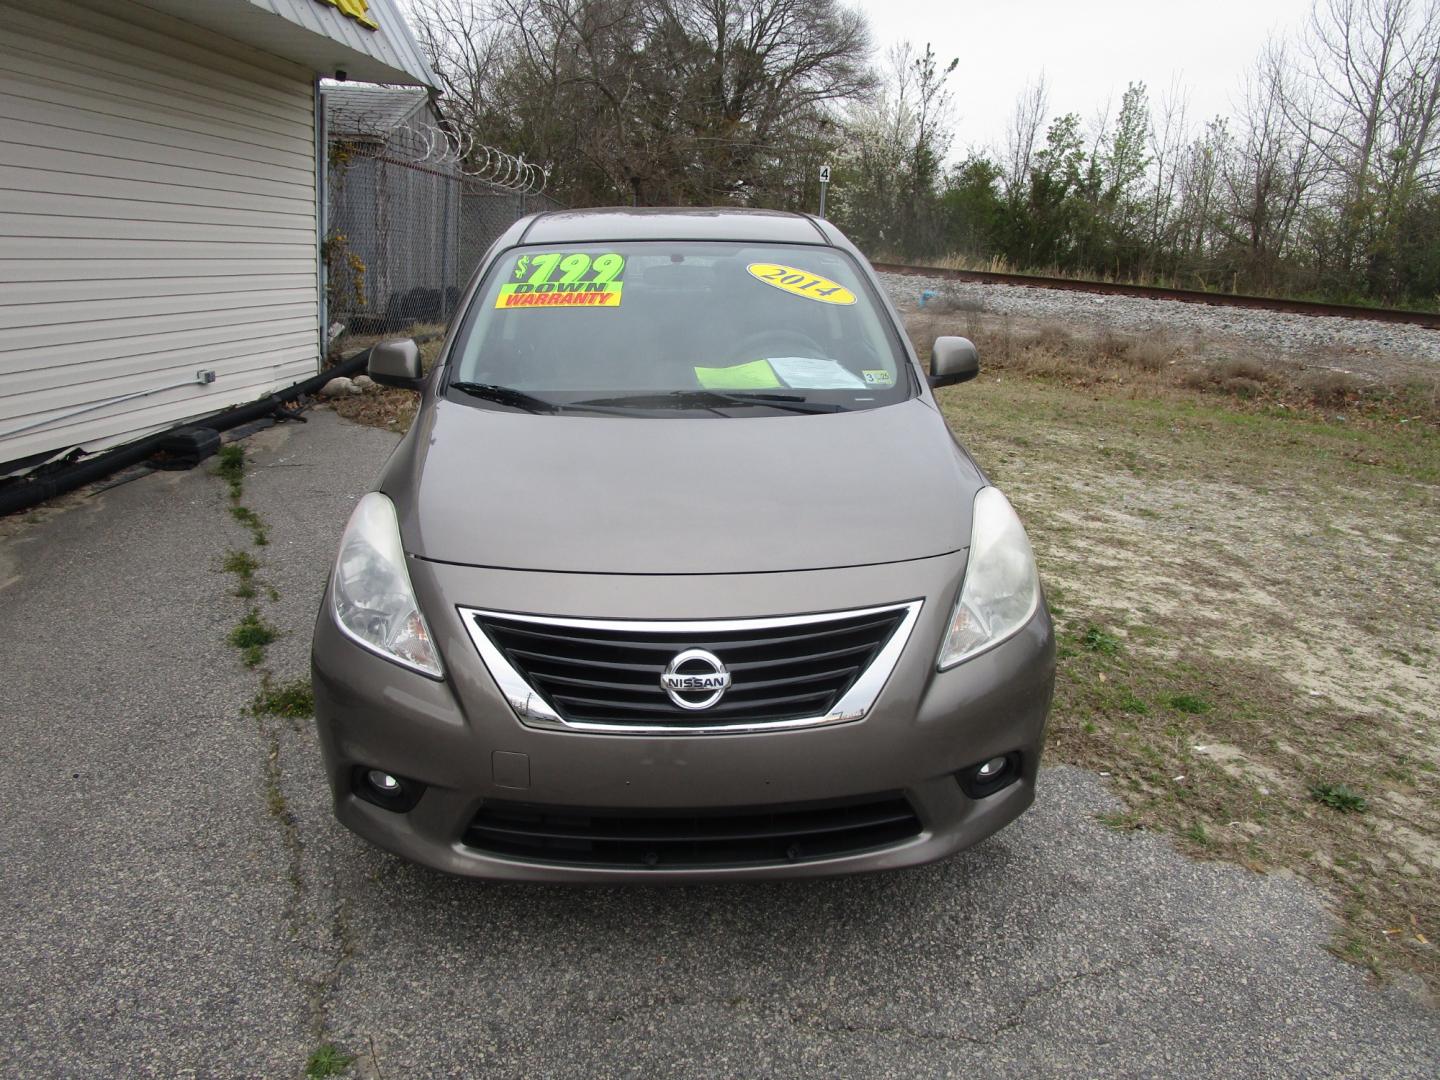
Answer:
[{"left": 387, "top": 398, "right": 984, "bottom": 575}]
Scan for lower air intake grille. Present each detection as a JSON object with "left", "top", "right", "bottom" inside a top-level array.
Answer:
[{"left": 464, "top": 793, "right": 922, "bottom": 868}]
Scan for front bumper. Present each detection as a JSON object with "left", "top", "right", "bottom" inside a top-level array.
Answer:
[{"left": 311, "top": 551, "right": 1055, "bottom": 882}]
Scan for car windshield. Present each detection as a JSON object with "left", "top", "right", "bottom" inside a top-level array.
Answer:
[{"left": 445, "top": 241, "right": 912, "bottom": 415}]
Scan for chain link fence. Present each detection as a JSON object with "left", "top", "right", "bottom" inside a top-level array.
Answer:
[
  {"left": 459, "top": 187, "right": 563, "bottom": 286},
  {"left": 323, "top": 84, "right": 561, "bottom": 337}
]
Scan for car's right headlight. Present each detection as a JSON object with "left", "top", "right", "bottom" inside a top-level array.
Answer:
[
  {"left": 938, "top": 487, "right": 1041, "bottom": 669},
  {"left": 331, "top": 492, "right": 443, "bottom": 678}
]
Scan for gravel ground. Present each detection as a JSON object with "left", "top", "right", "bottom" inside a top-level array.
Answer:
[
  {"left": 1, "top": 411, "right": 1438, "bottom": 1076},
  {"left": 878, "top": 272, "right": 1440, "bottom": 384}
]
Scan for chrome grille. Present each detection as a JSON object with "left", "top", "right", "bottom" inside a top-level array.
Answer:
[{"left": 460, "top": 602, "right": 923, "bottom": 734}]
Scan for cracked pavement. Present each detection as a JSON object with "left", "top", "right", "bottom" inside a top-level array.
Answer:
[{"left": 1, "top": 409, "right": 1436, "bottom": 1077}]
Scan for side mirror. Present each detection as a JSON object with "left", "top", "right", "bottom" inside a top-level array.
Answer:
[
  {"left": 929, "top": 336, "right": 980, "bottom": 389},
  {"left": 368, "top": 338, "right": 424, "bottom": 390}
]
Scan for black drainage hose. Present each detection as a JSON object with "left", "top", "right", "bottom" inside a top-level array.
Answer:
[{"left": 0, "top": 348, "right": 373, "bottom": 519}]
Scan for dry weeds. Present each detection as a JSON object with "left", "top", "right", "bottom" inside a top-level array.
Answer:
[
  {"left": 907, "top": 308, "right": 1440, "bottom": 427},
  {"left": 325, "top": 328, "right": 446, "bottom": 434}
]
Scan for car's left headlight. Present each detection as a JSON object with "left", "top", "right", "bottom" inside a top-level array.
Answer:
[
  {"left": 938, "top": 487, "right": 1041, "bottom": 669},
  {"left": 331, "top": 492, "right": 443, "bottom": 678}
]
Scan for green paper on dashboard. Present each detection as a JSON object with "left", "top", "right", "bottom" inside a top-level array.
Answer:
[{"left": 693, "top": 359, "right": 784, "bottom": 389}]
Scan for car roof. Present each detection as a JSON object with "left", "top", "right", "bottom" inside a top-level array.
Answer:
[{"left": 518, "top": 207, "right": 832, "bottom": 246}]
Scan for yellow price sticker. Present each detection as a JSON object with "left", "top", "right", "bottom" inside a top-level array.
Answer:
[{"left": 746, "top": 263, "right": 857, "bottom": 305}]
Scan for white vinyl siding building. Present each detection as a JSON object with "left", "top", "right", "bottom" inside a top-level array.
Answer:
[{"left": 0, "top": 0, "right": 436, "bottom": 468}]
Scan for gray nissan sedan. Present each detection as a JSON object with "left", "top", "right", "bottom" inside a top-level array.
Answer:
[{"left": 311, "top": 207, "right": 1055, "bottom": 881}]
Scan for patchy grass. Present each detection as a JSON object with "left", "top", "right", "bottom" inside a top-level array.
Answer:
[
  {"left": 253, "top": 676, "right": 315, "bottom": 720},
  {"left": 1080, "top": 624, "right": 1120, "bottom": 656},
  {"left": 1044, "top": 606, "right": 1435, "bottom": 987},
  {"left": 1168, "top": 693, "right": 1211, "bottom": 715},
  {"left": 932, "top": 368, "right": 1439, "bottom": 990},
  {"left": 228, "top": 608, "right": 278, "bottom": 668},
  {"left": 304, "top": 1043, "right": 354, "bottom": 1079}
]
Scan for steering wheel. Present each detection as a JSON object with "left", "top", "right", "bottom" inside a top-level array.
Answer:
[{"left": 728, "top": 328, "right": 827, "bottom": 365}]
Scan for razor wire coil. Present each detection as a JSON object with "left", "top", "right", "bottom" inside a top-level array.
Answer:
[{"left": 396, "top": 120, "right": 551, "bottom": 195}]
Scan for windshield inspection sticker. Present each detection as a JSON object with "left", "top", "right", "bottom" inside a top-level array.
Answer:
[
  {"left": 862, "top": 369, "right": 894, "bottom": 386},
  {"left": 768, "top": 357, "right": 865, "bottom": 389},
  {"left": 497, "top": 252, "right": 625, "bottom": 309},
  {"left": 746, "top": 263, "right": 857, "bottom": 305}
]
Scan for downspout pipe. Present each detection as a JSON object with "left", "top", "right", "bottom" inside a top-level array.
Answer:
[{"left": 0, "top": 349, "right": 372, "bottom": 519}]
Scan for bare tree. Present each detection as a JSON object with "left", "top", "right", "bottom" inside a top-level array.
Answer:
[
  {"left": 1217, "top": 41, "right": 1322, "bottom": 287},
  {"left": 407, "top": 0, "right": 507, "bottom": 133},
  {"left": 1175, "top": 118, "right": 1230, "bottom": 268},
  {"left": 1289, "top": 0, "right": 1440, "bottom": 287},
  {"left": 1001, "top": 73, "right": 1048, "bottom": 200},
  {"left": 435, "top": 0, "right": 871, "bottom": 204},
  {"left": 1147, "top": 78, "right": 1190, "bottom": 255}
]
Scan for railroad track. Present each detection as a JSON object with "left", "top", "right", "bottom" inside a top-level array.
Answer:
[{"left": 870, "top": 262, "right": 1440, "bottom": 330}]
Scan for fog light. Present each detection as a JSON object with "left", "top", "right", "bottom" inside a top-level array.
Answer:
[
  {"left": 367, "top": 770, "right": 402, "bottom": 794},
  {"left": 958, "top": 752, "right": 1021, "bottom": 799},
  {"left": 977, "top": 756, "right": 1008, "bottom": 780},
  {"left": 352, "top": 765, "right": 425, "bottom": 812}
]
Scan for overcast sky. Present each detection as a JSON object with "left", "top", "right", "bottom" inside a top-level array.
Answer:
[{"left": 848, "top": 0, "right": 1316, "bottom": 156}]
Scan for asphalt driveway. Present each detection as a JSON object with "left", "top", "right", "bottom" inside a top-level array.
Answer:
[{"left": 1, "top": 409, "right": 1435, "bottom": 1078}]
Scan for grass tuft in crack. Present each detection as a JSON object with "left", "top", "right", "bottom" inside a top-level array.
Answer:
[
  {"left": 253, "top": 676, "right": 314, "bottom": 719},
  {"left": 222, "top": 549, "right": 260, "bottom": 598},
  {"left": 228, "top": 608, "right": 278, "bottom": 668},
  {"left": 214, "top": 443, "right": 245, "bottom": 500},
  {"left": 305, "top": 1044, "right": 354, "bottom": 1079},
  {"left": 229, "top": 504, "right": 269, "bottom": 546},
  {"left": 214, "top": 442, "right": 269, "bottom": 546}
]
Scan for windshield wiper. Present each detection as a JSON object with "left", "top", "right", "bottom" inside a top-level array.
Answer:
[
  {"left": 570, "top": 390, "right": 842, "bottom": 415},
  {"left": 448, "top": 381, "right": 558, "bottom": 414}
]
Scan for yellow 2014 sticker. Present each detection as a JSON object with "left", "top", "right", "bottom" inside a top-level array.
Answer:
[
  {"left": 746, "top": 263, "right": 857, "bottom": 305},
  {"left": 497, "top": 251, "right": 625, "bottom": 310}
]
